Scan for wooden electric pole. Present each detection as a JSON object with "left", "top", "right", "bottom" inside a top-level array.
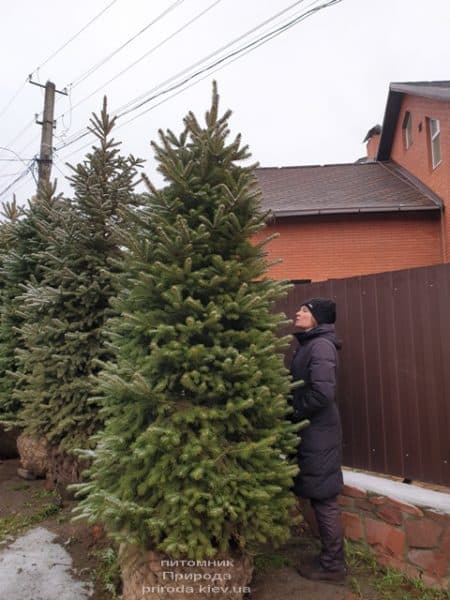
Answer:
[{"left": 29, "top": 77, "right": 67, "bottom": 190}]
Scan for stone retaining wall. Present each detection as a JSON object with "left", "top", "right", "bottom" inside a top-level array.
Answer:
[{"left": 301, "top": 484, "right": 450, "bottom": 590}]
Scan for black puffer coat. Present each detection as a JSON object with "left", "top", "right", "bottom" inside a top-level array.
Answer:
[{"left": 290, "top": 323, "right": 343, "bottom": 500}]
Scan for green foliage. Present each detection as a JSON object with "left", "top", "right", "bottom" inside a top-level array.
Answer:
[
  {"left": 0, "top": 193, "right": 59, "bottom": 425},
  {"left": 345, "top": 540, "right": 450, "bottom": 600},
  {"left": 0, "top": 500, "right": 61, "bottom": 542},
  {"left": 254, "top": 550, "right": 292, "bottom": 573},
  {"left": 15, "top": 98, "right": 144, "bottom": 450},
  {"left": 73, "top": 83, "right": 301, "bottom": 560},
  {"left": 90, "top": 546, "right": 122, "bottom": 599}
]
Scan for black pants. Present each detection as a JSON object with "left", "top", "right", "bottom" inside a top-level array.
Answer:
[{"left": 310, "top": 495, "right": 345, "bottom": 571}]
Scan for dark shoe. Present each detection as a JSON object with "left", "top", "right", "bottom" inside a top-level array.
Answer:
[{"left": 297, "top": 562, "right": 347, "bottom": 585}]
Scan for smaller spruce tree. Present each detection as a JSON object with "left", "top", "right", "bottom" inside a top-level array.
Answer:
[
  {"left": 16, "top": 99, "right": 144, "bottom": 450},
  {"left": 0, "top": 198, "right": 22, "bottom": 423},
  {"left": 0, "top": 190, "right": 61, "bottom": 425}
]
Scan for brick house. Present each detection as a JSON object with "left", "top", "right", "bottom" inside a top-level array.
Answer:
[{"left": 254, "top": 81, "right": 450, "bottom": 282}]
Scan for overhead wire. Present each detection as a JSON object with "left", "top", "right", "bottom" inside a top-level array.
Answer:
[
  {"left": 67, "top": 0, "right": 185, "bottom": 90},
  {"left": 4, "top": 0, "right": 343, "bottom": 196},
  {"left": 0, "top": 146, "right": 38, "bottom": 181},
  {"left": 56, "top": 0, "right": 314, "bottom": 150},
  {"left": 0, "top": 158, "right": 34, "bottom": 162},
  {"left": 0, "top": 80, "right": 29, "bottom": 122},
  {"left": 56, "top": 0, "right": 342, "bottom": 157},
  {"left": 0, "top": 0, "right": 119, "bottom": 161},
  {"left": 0, "top": 170, "right": 27, "bottom": 179},
  {"left": 52, "top": 153, "right": 69, "bottom": 180},
  {"left": 79, "top": 0, "right": 311, "bottom": 124},
  {"left": 30, "top": 0, "right": 119, "bottom": 77},
  {"left": 119, "top": 0, "right": 334, "bottom": 119},
  {"left": 0, "top": 168, "right": 37, "bottom": 202},
  {"left": 0, "top": 160, "right": 37, "bottom": 199},
  {"left": 58, "top": 0, "right": 224, "bottom": 120},
  {"left": 4, "top": 118, "right": 36, "bottom": 150},
  {"left": 50, "top": 0, "right": 189, "bottom": 154}
]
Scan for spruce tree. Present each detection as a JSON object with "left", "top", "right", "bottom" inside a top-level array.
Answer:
[
  {"left": 73, "top": 84, "right": 300, "bottom": 561},
  {"left": 0, "top": 191, "right": 60, "bottom": 426},
  {"left": 0, "top": 198, "right": 22, "bottom": 424},
  {"left": 16, "top": 99, "right": 143, "bottom": 451}
]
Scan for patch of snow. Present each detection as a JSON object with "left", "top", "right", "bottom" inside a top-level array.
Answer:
[
  {"left": 0, "top": 527, "right": 93, "bottom": 600},
  {"left": 343, "top": 469, "right": 450, "bottom": 514}
]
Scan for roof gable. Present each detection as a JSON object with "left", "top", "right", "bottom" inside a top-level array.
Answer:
[{"left": 377, "top": 81, "right": 450, "bottom": 161}]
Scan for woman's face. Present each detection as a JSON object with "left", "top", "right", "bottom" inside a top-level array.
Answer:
[{"left": 295, "top": 305, "right": 317, "bottom": 330}]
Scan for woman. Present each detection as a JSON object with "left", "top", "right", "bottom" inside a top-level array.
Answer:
[{"left": 291, "top": 297, "right": 346, "bottom": 584}]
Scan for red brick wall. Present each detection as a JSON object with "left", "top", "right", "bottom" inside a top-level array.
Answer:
[
  {"left": 367, "top": 134, "right": 380, "bottom": 160},
  {"left": 300, "top": 485, "right": 450, "bottom": 590},
  {"left": 253, "top": 213, "right": 443, "bottom": 281},
  {"left": 390, "top": 95, "right": 450, "bottom": 259}
]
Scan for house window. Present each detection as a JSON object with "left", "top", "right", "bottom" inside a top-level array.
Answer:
[
  {"left": 402, "top": 112, "right": 412, "bottom": 149},
  {"left": 428, "top": 118, "right": 442, "bottom": 168}
]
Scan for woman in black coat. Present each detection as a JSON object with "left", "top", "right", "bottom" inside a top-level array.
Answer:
[{"left": 291, "top": 297, "right": 346, "bottom": 583}]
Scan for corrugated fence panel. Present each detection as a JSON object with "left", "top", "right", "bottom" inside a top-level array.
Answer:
[
  {"left": 434, "top": 265, "right": 450, "bottom": 483},
  {"left": 274, "top": 263, "right": 450, "bottom": 486}
]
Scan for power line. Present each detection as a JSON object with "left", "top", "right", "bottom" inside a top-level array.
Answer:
[
  {"left": 4, "top": 0, "right": 317, "bottom": 188},
  {"left": 56, "top": 0, "right": 313, "bottom": 150},
  {"left": 0, "top": 146, "right": 38, "bottom": 182},
  {"left": 52, "top": 153, "right": 68, "bottom": 179},
  {"left": 56, "top": 0, "right": 342, "bottom": 156},
  {"left": 0, "top": 168, "right": 37, "bottom": 202},
  {"left": 114, "top": 0, "right": 312, "bottom": 117},
  {"left": 59, "top": 0, "right": 224, "bottom": 120},
  {"left": 119, "top": 0, "right": 332, "bottom": 119},
  {"left": 31, "top": 0, "right": 119, "bottom": 76},
  {"left": 0, "top": 80, "right": 28, "bottom": 122},
  {"left": 14, "top": 133, "right": 41, "bottom": 160},
  {"left": 51, "top": 0, "right": 191, "bottom": 150},
  {"left": 0, "top": 121, "right": 36, "bottom": 180},
  {"left": 0, "top": 169, "right": 26, "bottom": 178},
  {"left": 0, "top": 158, "right": 34, "bottom": 162},
  {"left": 116, "top": 1, "right": 323, "bottom": 132},
  {"left": 0, "top": 161, "right": 36, "bottom": 199},
  {"left": 67, "top": 0, "right": 185, "bottom": 90},
  {"left": 4, "top": 118, "right": 36, "bottom": 150},
  {"left": 0, "top": 0, "right": 118, "bottom": 152}
]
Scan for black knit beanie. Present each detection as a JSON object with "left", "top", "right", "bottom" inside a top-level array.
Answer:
[{"left": 301, "top": 297, "right": 336, "bottom": 324}]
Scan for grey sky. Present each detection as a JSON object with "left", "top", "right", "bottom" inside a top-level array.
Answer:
[{"left": 1, "top": 0, "right": 449, "bottom": 203}]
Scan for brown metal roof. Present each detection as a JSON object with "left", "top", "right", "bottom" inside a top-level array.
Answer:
[{"left": 255, "top": 161, "right": 442, "bottom": 217}]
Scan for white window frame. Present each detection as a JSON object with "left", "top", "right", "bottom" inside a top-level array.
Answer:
[
  {"left": 429, "top": 118, "right": 442, "bottom": 169},
  {"left": 402, "top": 112, "right": 412, "bottom": 150}
]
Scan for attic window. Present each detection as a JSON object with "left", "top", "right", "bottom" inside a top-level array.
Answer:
[
  {"left": 402, "top": 112, "right": 412, "bottom": 149},
  {"left": 428, "top": 118, "right": 442, "bottom": 169}
]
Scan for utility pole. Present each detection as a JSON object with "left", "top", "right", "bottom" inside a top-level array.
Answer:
[{"left": 29, "top": 77, "right": 67, "bottom": 190}]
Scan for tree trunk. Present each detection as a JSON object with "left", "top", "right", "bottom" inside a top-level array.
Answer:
[{"left": 119, "top": 545, "right": 253, "bottom": 600}]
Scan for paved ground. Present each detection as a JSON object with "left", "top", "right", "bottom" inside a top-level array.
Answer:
[
  {"left": 0, "top": 458, "right": 362, "bottom": 599},
  {"left": 0, "top": 528, "right": 351, "bottom": 600},
  {"left": 0, "top": 526, "right": 93, "bottom": 600}
]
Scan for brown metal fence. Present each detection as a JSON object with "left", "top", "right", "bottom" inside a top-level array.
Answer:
[{"left": 274, "top": 263, "right": 450, "bottom": 487}]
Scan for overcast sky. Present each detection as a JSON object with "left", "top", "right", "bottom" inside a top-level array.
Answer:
[{"left": 1, "top": 0, "right": 449, "bottom": 204}]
